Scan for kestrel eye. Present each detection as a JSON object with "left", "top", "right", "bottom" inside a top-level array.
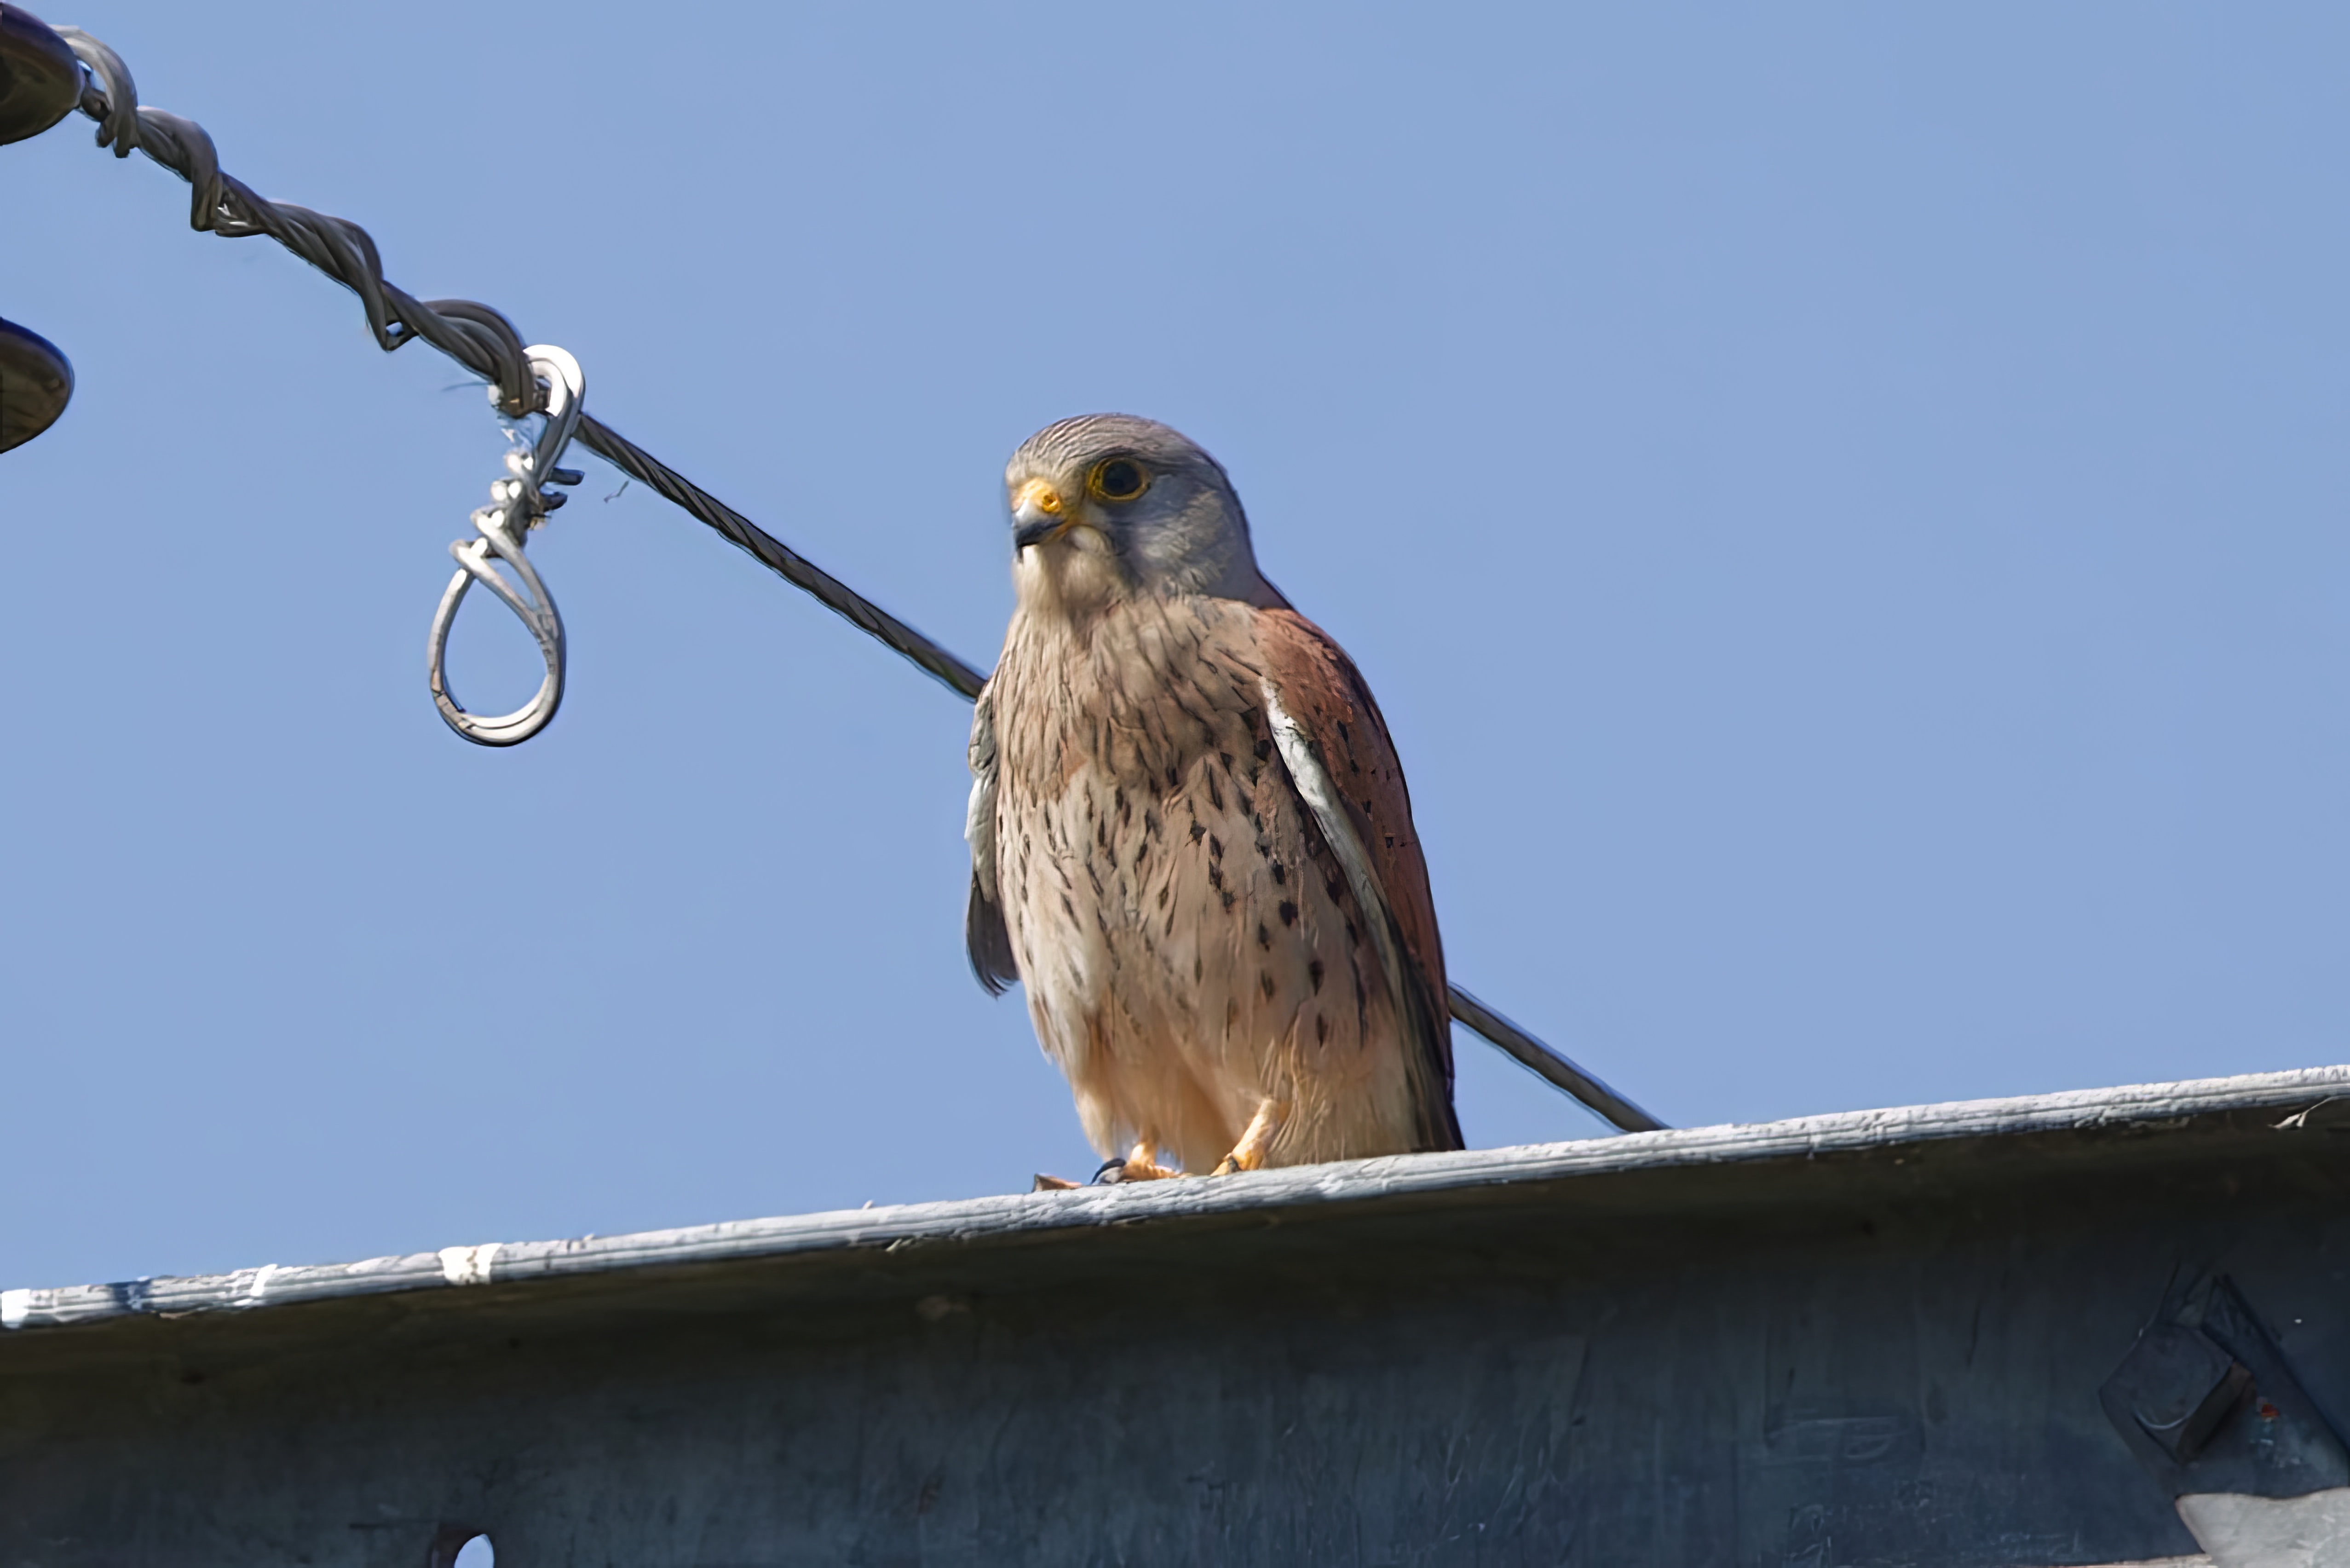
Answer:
[{"left": 1088, "top": 458, "right": 1150, "bottom": 503}]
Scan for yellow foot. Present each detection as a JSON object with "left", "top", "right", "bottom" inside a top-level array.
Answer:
[
  {"left": 1092, "top": 1139, "right": 1183, "bottom": 1185},
  {"left": 1212, "top": 1097, "right": 1290, "bottom": 1175},
  {"left": 1096, "top": 1141, "right": 1181, "bottom": 1183}
]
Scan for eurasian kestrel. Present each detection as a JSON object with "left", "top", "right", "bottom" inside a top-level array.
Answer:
[{"left": 966, "top": 415, "right": 1463, "bottom": 1180}]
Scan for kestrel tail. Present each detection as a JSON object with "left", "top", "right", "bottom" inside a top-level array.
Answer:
[{"left": 965, "top": 414, "right": 1462, "bottom": 1180}]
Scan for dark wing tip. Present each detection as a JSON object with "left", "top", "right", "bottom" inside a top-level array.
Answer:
[
  {"left": 965, "top": 876, "right": 1020, "bottom": 997},
  {"left": 1406, "top": 957, "right": 1466, "bottom": 1152}
]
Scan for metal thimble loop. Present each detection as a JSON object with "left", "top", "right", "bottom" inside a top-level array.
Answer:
[{"left": 426, "top": 343, "right": 585, "bottom": 747}]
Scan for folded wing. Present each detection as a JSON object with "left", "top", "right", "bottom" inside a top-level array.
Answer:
[
  {"left": 964, "top": 683, "right": 1019, "bottom": 995},
  {"left": 1256, "top": 609, "right": 1462, "bottom": 1152}
]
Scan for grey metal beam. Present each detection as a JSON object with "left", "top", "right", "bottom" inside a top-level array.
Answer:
[
  {"left": 4, "top": 1066, "right": 2346, "bottom": 1566},
  {"left": 10, "top": 1066, "right": 2337, "bottom": 1336}
]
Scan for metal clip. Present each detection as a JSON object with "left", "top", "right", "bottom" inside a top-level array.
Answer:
[{"left": 427, "top": 344, "right": 584, "bottom": 747}]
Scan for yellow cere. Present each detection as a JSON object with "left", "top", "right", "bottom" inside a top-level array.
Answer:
[{"left": 1014, "top": 478, "right": 1064, "bottom": 516}]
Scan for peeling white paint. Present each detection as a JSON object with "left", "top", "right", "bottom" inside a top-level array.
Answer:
[
  {"left": 0, "top": 1289, "right": 28, "bottom": 1330},
  {"left": 235, "top": 1264, "right": 279, "bottom": 1307},
  {"left": 2178, "top": 1487, "right": 2350, "bottom": 1568},
  {"left": 437, "top": 1244, "right": 501, "bottom": 1288}
]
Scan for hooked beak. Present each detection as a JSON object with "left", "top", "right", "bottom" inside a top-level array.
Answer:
[{"left": 1010, "top": 478, "right": 1075, "bottom": 551}]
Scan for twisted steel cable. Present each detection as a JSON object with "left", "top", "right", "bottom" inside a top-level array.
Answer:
[
  {"left": 41, "top": 23, "right": 1660, "bottom": 1133},
  {"left": 59, "top": 27, "right": 989, "bottom": 701}
]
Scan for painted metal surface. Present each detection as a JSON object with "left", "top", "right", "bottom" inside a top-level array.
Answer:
[
  {"left": 2100, "top": 1268, "right": 2350, "bottom": 1566},
  {"left": 0, "top": 316, "right": 71, "bottom": 453},
  {"left": 2, "top": 1066, "right": 2345, "bottom": 1565},
  {"left": 0, "top": 5, "right": 80, "bottom": 147}
]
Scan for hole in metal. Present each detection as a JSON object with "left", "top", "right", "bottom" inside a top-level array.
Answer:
[{"left": 424, "top": 1524, "right": 492, "bottom": 1568}]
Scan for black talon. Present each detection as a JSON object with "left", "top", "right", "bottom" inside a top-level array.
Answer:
[{"left": 1091, "top": 1159, "right": 1129, "bottom": 1186}]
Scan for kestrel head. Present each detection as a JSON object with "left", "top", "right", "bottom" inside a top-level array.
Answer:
[{"left": 1004, "top": 414, "right": 1284, "bottom": 611}]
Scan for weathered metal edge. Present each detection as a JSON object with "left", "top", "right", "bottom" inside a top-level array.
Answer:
[{"left": 6, "top": 1065, "right": 2342, "bottom": 1336}]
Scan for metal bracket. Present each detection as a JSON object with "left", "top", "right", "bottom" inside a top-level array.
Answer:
[
  {"left": 2101, "top": 1271, "right": 2350, "bottom": 1524},
  {"left": 0, "top": 7, "right": 83, "bottom": 455}
]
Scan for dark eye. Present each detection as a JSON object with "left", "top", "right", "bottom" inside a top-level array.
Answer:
[{"left": 1088, "top": 457, "right": 1150, "bottom": 503}]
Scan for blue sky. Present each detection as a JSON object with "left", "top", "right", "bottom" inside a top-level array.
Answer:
[{"left": 4, "top": 1, "right": 2346, "bottom": 1288}]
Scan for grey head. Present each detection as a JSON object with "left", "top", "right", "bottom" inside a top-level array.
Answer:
[{"left": 1004, "top": 414, "right": 1288, "bottom": 611}]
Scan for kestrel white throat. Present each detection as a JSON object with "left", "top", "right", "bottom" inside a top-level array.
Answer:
[{"left": 967, "top": 414, "right": 1463, "bottom": 1181}]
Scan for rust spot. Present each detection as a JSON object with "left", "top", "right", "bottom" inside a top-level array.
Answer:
[{"left": 2260, "top": 1400, "right": 2283, "bottom": 1421}]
